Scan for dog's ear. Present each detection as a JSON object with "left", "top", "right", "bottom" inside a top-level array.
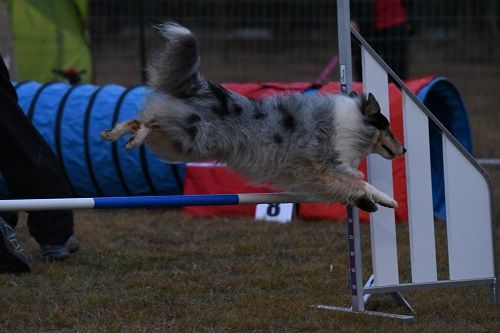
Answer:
[
  {"left": 349, "top": 91, "right": 358, "bottom": 98},
  {"left": 363, "top": 93, "right": 380, "bottom": 117}
]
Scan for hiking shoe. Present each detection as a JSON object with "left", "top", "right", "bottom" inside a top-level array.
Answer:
[
  {"left": 40, "top": 245, "right": 70, "bottom": 262},
  {"left": 64, "top": 235, "right": 80, "bottom": 254},
  {"left": 0, "top": 218, "right": 32, "bottom": 274},
  {"left": 40, "top": 235, "right": 79, "bottom": 262}
]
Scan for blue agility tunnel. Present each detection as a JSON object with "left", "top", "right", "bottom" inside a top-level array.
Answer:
[
  {"left": 3, "top": 78, "right": 472, "bottom": 220},
  {"left": 9, "top": 81, "right": 185, "bottom": 198}
]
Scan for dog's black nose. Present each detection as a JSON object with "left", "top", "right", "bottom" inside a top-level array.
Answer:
[{"left": 402, "top": 147, "right": 407, "bottom": 154}]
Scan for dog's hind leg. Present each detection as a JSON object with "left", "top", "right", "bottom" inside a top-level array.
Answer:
[
  {"left": 125, "top": 123, "right": 151, "bottom": 149},
  {"left": 100, "top": 120, "right": 141, "bottom": 142}
]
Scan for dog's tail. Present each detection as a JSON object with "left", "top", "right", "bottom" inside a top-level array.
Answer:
[{"left": 146, "top": 22, "right": 204, "bottom": 98}]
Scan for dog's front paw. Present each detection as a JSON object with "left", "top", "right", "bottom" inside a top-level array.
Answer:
[
  {"left": 355, "top": 196, "right": 378, "bottom": 212},
  {"left": 373, "top": 189, "right": 398, "bottom": 208},
  {"left": 376, "top": 196, "right": 398, "bottom": 209},
  {"left": 363, "top": 183, "right": 398, "bottom": 209}
]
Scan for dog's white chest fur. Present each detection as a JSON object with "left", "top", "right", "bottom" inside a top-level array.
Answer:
[{"left": 332, "top": 97, "right": 372, "bottom": 170}]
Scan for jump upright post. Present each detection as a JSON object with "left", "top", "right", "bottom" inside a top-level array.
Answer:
[{"left": 335, "top": 0, "right": 366, "bottom": 315}]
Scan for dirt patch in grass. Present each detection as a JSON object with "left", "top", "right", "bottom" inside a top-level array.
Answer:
[{"left": 1, "top": 209, "right": 499, "bottom": 332}]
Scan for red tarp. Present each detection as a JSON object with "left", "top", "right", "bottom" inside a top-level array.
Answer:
[{"left": 183, "top": 77, "right": 435, "bottom": 222}]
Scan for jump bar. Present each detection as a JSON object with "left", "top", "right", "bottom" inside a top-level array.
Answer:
[{"left": 0, "top": 193, "right": 317, "bottom": 211}]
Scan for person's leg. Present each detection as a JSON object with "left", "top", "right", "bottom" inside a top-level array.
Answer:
[
  {"left": 351, "top": 39, "right": 363, "bottom": 82},
  {"left": 372, "top": 23, "right": 409, "bottom": 80},
  {"left": 391, "top": 23, "right": 409, "bottom": 80},
  {"left": 0, "top": 57, "right": 74, "bottom": 249}
]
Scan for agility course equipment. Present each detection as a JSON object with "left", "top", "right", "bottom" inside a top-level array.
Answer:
[
  {"left": 8, "top": 74, "right": 473, "bottom": 222},
  {"left": 311, "top": 0, "right": 497, "bottom": 320},
  {"left": 8, "top": 76, "right": 472, "bottom": 223}
]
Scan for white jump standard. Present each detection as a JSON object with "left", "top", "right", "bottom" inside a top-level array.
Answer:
[{"left": 311, "top": 0, "right": 497, "bottom": 321}]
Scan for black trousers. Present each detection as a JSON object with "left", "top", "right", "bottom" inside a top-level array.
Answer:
[
  {"left": 353, "top": 23, "right": 409, "bottom": 82},
  {"left": 0, "top": 56, "right": 73, "bottom": 246}
]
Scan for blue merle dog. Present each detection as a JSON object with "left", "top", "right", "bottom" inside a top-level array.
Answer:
[{"left": 101, "top": 22, "right": 406, "bottom": 212}]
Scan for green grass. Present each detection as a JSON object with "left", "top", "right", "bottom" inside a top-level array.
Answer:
[{"left": 1, "top": 209, "right": 499, "bottom": 332}]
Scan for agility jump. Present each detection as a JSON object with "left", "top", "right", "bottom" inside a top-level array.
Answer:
[{"left": 312, "top": 0, "right": 497, "bottom": 320}]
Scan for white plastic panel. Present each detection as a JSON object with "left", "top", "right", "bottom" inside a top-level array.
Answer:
[
  {"left": 402, "top": 93, "right": 437, "bottom": 283},
  {"left": 442, "top": 136, "right": 495, "bottom": 280},
  {"left": 362, "top": 46, "right": 399, "bottom": 286}
]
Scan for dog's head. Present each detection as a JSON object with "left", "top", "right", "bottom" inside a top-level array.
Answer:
[{"left": 353, "top": 92, "right": 406, "bottom": 159}]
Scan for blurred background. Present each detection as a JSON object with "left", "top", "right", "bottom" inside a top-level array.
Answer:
[{"left": 0, "top": 0, "right": 499, "bottom": 158}]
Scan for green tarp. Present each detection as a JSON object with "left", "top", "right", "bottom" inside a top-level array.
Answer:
[{"left": 7, "top": 0, "right": 91, "bottom": 82}]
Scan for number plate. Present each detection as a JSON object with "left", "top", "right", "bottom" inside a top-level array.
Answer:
[{"left": 255, "top": 203, "right": 295, "bottom": 223}]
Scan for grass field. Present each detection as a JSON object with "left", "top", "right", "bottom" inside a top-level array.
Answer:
[{"left": 1, "top": 208, "right": 499, "bottom": 332}]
